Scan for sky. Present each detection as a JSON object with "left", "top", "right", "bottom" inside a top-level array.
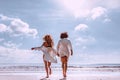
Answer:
[{"left": 0, "top": 0, "right": 120, "bottom": 65}]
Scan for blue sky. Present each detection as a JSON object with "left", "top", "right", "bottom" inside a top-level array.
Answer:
[{"left": 0, "top": 0, "right": 120, "bottom": 65}]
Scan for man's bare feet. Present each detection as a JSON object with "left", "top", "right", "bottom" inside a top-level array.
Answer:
[{"left": 63, "top": 73, "right": 66, "bottom": 78}]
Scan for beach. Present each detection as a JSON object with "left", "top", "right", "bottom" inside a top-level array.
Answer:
[{"left": 0, "top": 66, "right": 120, "bottom": 80}]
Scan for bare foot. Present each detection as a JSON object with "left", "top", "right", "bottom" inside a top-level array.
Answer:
[{"left": 63, "top": 74, "right": 66, "bottom": 78}]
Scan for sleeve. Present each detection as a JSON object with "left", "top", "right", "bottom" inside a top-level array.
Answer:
[
  {"left": 68, "top": 40, "right": 72, "bottom": 50},
  {"left": 57, "top": 40, "right": 60, "bottom": 53},
  {"left": 34, "top": 46, "right": 43, "bottom": 51}
]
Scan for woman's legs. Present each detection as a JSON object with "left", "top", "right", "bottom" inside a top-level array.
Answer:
[
  {"left": 43, "top": 55, "right": 49, "bottom": 78},
  {"left": 48, "top": 62, "right": 52, "bottom": 75},
  {"left": 44, "top": 60, "right": 49, "bottom": 78},
  {"left": 44, "top": 60, "right": 52, "bottom": 78},
  {"left": 61, "top": 56, "right": 68, "bottom": 77}
]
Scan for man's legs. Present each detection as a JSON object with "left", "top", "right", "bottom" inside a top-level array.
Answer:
[{"left": 61, "top": 56, "right": 68, "bottom": 77}]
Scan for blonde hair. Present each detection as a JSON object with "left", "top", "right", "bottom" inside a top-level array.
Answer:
[{"left": 43, "top": 35, "right": 54, "bottom": 47}]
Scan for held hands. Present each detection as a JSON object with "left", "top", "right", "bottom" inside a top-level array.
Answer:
[{"left": 57, "top": 52, "right": 59, "bottom": 57}]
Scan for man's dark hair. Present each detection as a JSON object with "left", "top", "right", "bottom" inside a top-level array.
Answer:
[{"left": 60, "top": 32, "right": 68, "bottom": 39}]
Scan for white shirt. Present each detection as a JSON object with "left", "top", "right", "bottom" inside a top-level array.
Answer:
[
  {"left": 57, "top": 38, "right": 72, "bottom": 57},
  {"left": 34, "top": 46, "right": 57, "bottom": 63}
]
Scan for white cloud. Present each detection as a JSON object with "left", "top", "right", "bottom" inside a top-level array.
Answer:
[
  {"left": 57, "top": 0, "right": 91, "bottom": 18},
  {"left": 10, "top": 19, "right": 38, "bottom": 37},
  {"left": 0, "top": 46, "right": 42, "bottom": 63},
  {"left": 0, "top": 24, "right": 7, "bottom": 32},
  {"left": 0, "top": 14, "right": 15, "bottom": 21},
  {"left": 103, "top": 18, "right": 111, "bottom": 23},
  {"left": 102, "top": 0, "right": 120, "bottom": 9},
  {"left": 0, "top": 15, "right": 38, "bottom": 38},
  {"left": 74, "top": 24, "right": 88, "bottom": 31},
  {"left": 57, "top": 0, "right": 120, "bottom": 19},
  {"left": 77, "top": 52, "right": 120, "bottom": 64},
  {"left": 91, "top": 7, "right": 107, "bottom": 20},
  {"left": 3, "top": 41, "right": 22, "bottom": 49},
  {"left": 0, "top": 45, "right": 119, "bottom": 64},
  {"left": 0, "top": 38, "right": 4, "bottom": 42},
  {"left": 75, "top": 36, "right": 96, "bottom": 46}
]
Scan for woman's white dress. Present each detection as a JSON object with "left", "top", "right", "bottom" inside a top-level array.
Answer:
[{"left": 35, "top": 46, "right": 57, "bottom": 63}]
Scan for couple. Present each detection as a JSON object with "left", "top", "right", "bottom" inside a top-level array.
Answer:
[{"left": 31, "top": 32, "right": 73, "bottom": 78}]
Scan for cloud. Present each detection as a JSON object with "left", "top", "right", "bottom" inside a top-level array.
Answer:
[
  {"left": 10, "top": 18, "right": 38, "bottom": 37},
  {"left": 57, "top": 0, "right": 120, "bottom": 19},
  {"left": 57, "top": 0, "right": 91, "bottom": 18},
  {"left": 74, "top": 24, "right": 88, "bottom": 31},
  {"left": 0, "top": 45, "right": 42, "bottom": 63},
  {"left": 102, "top": 0, "right": 120, "bottom": 9},
  {"left": 0, "top": 14, "right": 38, "bottom": 38},
  {"left": 69, "top": 51, "right": 120, "bottom": 64},
  {"left": 0, "top": 45, "right": 119, "bottom": 64},
  {"left": 75, "top": 36, "right": 96, "bottom": 46},
  {"left": 0, "top": 38, "right": 4, "bottom": 42},
  {"left": 103, "top": 18, "right": 111, "bottom": 23},
  {"left": 91, "top": 7, "right": 107, "bottom": 20},
  {"left": 0, "top": 24, "right": 7, "bottom": 32},
  {"left": 0, "top": 14, "right": 14, "bottom": 21},
  {"left": 3, "top": 41, "right": 22, "bottom": 49},
  {"left": 73, "top": 23, "right": 95, "bottom": 47}
]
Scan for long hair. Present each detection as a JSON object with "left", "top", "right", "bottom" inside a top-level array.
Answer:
[{"left": 43, "top": 35, "right": 54, "bottom": 47}]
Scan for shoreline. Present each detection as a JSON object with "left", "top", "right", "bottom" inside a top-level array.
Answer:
[{"left": 0, "top": 66, "right": 120, "bottom": 80}]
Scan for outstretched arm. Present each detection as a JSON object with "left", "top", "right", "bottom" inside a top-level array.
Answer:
[
  {"left": 31, "top": 42, "right": 45, "bottom": 50},
  {"left": 31, "top": 47, "right": 42, "bottom": 50},
  {"left": 31, "top": 47, "right": 35, "bottom": 50}
]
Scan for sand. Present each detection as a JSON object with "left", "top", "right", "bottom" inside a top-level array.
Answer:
[{"left": 0, "top": 68, "right": 120, "bottom": 80}]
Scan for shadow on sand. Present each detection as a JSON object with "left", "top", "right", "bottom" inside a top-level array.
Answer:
[
  {"left": 59, "top": 77, "right": 67, "bottom": 80},
  {"left": 40, "top": 77, "right": 50, "bottom": 80}
]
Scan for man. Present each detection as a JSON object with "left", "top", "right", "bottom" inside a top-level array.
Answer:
[{"left": 57, "top": 32, "right": 73, "bottom": 78}]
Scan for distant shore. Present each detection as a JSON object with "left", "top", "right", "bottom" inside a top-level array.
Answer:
[{"left": 0, "top": 65, "right": 120, "bottom": 73}]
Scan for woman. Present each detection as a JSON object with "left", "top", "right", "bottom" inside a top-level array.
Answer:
[
  {"left": 31, "top": 35, "right": 57, "bottom": 78},
  {"left": 57, "top": 32, "right": 73, "bottom": 78}
]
